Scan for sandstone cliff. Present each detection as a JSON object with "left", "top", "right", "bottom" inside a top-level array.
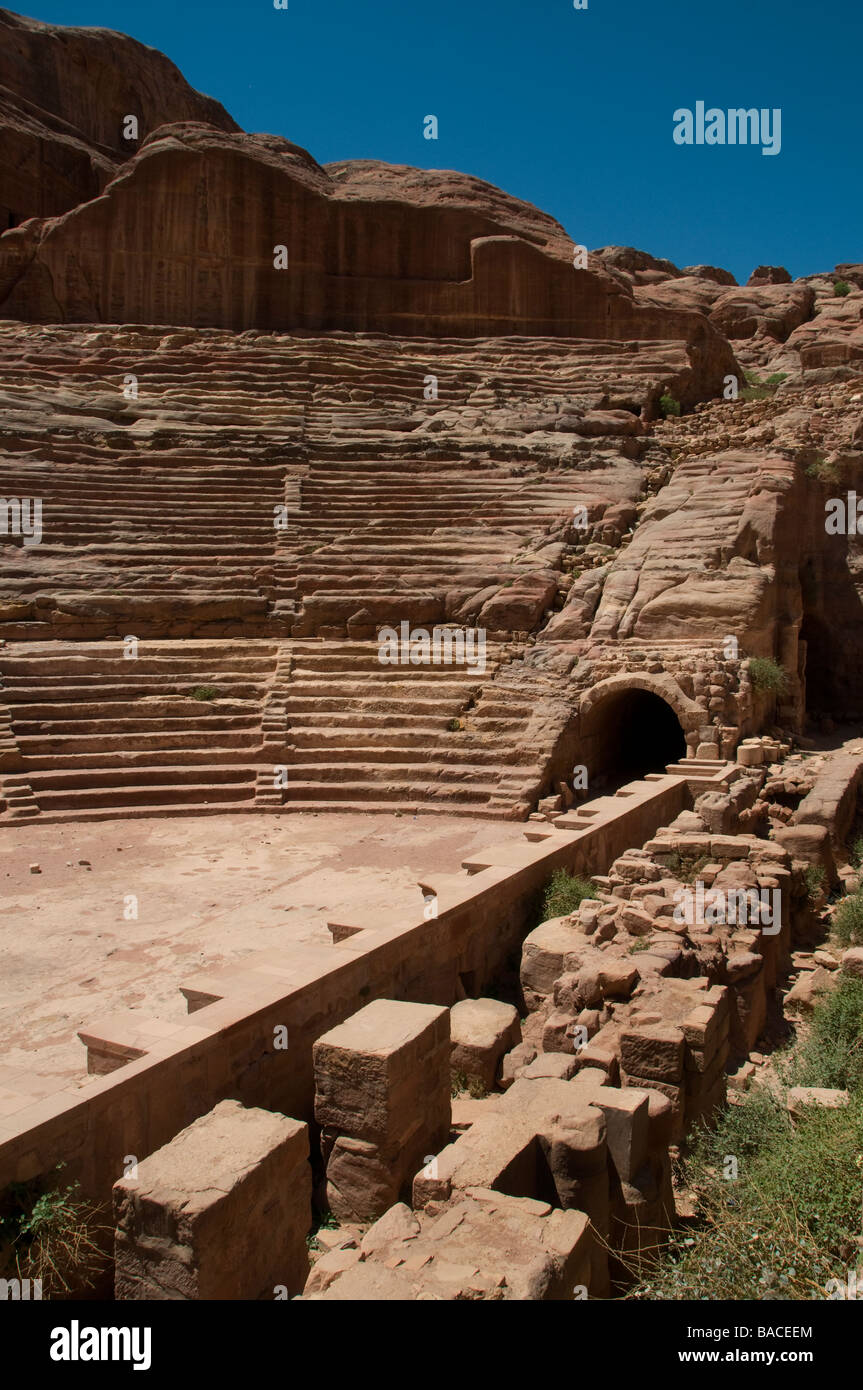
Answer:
[
  {"left": 0, "top": 5, "right": 239, "bottom": 227},
  {"left": 0, "top": 120, "right": 734, "bottom": 373}
]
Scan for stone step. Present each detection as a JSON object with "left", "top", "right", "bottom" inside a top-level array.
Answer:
[
  {"left": 19, "top": 733, "right": 262, "bottom": 762},
  {"left": 0, "top": 800, "right": 263, "bottom": 824},
  {"left": 5, "top": 698, "right": 263, "bottom": 720},
  {"left": 283, "top": 743, "right": 527, "bottom": 768},
  {"left": 21, "top": 762, "right": 255, "bottom": 790},
  {"left": 11, "top": 714, "right": 261, "bottom": 735},
  {"left": 282, "top": 760, "right": 510, "bottom": 785},
  {"left": 284, "top": 696, "right": 470, "bottom": 715},
  {"left": 1, "top": 655, "right": 278, "bottom": 676},
  {"left": 282, "top": 779, "right": 495, "bottom": 805},
  {"left": 272, "top": 799, "right": 513, "bottom": 820},
  {"left": 287, "top": 712, "right": 448, "bottom": 731}
]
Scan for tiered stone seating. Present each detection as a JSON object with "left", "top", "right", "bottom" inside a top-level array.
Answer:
[
  {"left": 0, "top": 640, "right": 279, "bottom": 818},
  {"left": 0, "top": 329, "right": 307, "bottom": 638},
  {"left": 0, "top": 322, "right": 711, "bottom": 821},
  {"left": 278, "top": 640, "right": 537, "bottom": 815}
]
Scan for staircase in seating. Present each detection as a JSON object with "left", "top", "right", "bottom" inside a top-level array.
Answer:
[{"left": 0, "top": 324, "right": 690, "bottom": 822}]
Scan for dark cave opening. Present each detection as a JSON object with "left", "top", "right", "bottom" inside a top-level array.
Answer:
[
  {"left": 800, "top": 614, "right": 840, "bottom": 716},
  {"left": 582, "top": 687, "right": 687, "bottom": 789}
]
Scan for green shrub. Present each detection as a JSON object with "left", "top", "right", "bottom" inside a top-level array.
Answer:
[
  {"left": 833, "top": 890, "right": 863, "bottom": 948},
  {"left": 746, "top": 656, "right": 789, "bottom": 695},
  {"left": 804, "top": 864, "right": 826, "bottom": 904},
  {"left": 834, "top": 280, "right": 851, "bottom": 298},
  {"left": 850, "top": 835, "right": 863, "bottom": 869},
  {"left": 189, "top": 685, "right": 219, "bottom": 701},
  {"left": 792, "top": 975, "right": 863, "bottom": 1093},
  {"left": 0, "top": 1165, "right": 107, "bottom": 1296},
  {"left": 659, "top": 392, "right": 681, "bottom": 418},
  {"left": 805, "top": 453, "right": 840, "bottom": 483},
  {"left": 446, "top": 718, "right": 463, "bottom": 732},
  {"left": 626, "top": 979, "right": 863, "bottom": 1300},
  {"left": 741, "top": 370, "right": 785, "bottom": 402},
  {"left": 540, "top": 869, "right": 595, "bottom": 921}
]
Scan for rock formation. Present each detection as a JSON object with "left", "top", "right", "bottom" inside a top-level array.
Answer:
[
  {"left": 0, "top": 5, "right": 238, "bottom": 227},
  {"left": 0, "top": 7, "right": 862, "bottom": 1308}
]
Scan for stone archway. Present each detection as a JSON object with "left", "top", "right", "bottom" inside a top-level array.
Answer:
[{"left": 573, "top": 673, "right": 701, "bottom": 789}]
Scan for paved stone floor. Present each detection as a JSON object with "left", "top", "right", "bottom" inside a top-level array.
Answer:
[{"left": 0, "top": 811, "right": 528, "bottom": 1087}]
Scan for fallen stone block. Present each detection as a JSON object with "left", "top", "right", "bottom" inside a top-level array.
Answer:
[
  {"left": 542, "top": 1009, "right": 583, "bottom": 1056},
  {"left": 619, "top": 1025, "right": 685, "bottom": 1083},
  {"left": 500, "top": 1041, "right": 538, "bottom": 1089},
  {"left": 787, "top": 1087, "right": 850, "bottom": 1116},
  {"left": 618, "top": 1074, "right": 684, "bottom": 1142},
  {"left": 306, "top": 1191, "right": 595, "bottom": 1300},
  {"left": 597, "top": 959, "right": 639, "bottom": 998},
  {"left": 621, "top": 904, "right": 654, "bottom": 937},
  {"left": 773, "top": 824, "right": 838, "bottom": 888},
  {"left": 571, "top": 1083, "right": 650, "bottom": 1183},
  {"left": 521, "top": 1053, "right": 580, "bottom": 1082},
  {"left": 114, "top": 1100, "right": 311, "bottom": 1300},
  {"left": 450, "top": 997, "right": 521, "bottom": 1091},
  {"left": 841, "top": 947, "right": 863, "bottom": 980},
  {"left": 520, "top": 919, "right": 584, "bottom": 1010},
  {"left": 785, "top": 965, "right": 834, "bottom": 1014}
]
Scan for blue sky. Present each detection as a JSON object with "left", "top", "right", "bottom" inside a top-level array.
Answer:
[{"left": 19, "top": 0, "right": 861, "bottom": 282}]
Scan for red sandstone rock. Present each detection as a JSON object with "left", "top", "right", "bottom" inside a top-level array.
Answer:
[
  {"left": 748, "top": 265, "right": 792, "bottom": 286},
  {"left": 710, "top": 283, "right": 815, "bottom": 342},
  {"left": 0, "top": 6, "right": 238, "bottom": 226},
  {"left": 0, "top": 115, "right": 738, "bottom": 364}
]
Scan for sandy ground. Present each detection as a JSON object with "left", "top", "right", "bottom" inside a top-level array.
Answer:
[{"left": 0, "top": 811, "right": 528, "bottom": 1089}]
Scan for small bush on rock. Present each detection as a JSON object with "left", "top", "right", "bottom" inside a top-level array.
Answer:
[
  {"left": 541, "top": 869, "right": 595, "bottom": 920},
  {"left": 0, "top": 1165, "right": 107, "bottom": 1296},
  {"left": 833, "top": 890, "right": 863, "bottom": 948},
  {"left": 747, "top": 657, "right": 789, "bottom": 695}
]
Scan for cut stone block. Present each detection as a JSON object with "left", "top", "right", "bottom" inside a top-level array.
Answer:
[
  {"left": 314, "top": 998, "right": 451, "bottom": 1221},
  {"left": 572, "top": 1083, "right": 650, "bottom": 1183},
  {"left": 500, "top": 1041, "right": 538, "bottom": 1089},
  {"left": 114, "top": 1099, "right": 311, "bottom": 1300},
  {"left": 542, "top": 1009, "right": 582, "bottom": 1056},
  {"left": 620, "top": 1025, "right": 685, "bottom": 1083},
  {"left": 597, "top": 959, "right": 639, "bottom": 998},
  {"left": 520, "top": 1053, "right": 579, "bottom": 1082},
  {"left": 449, "top": 998, "right": 521, "bottom": 1091},
  {"left": 842, "top": 947, "right": 863, "bottom": 980},
  {"left": 520, "top": 918, "right": 583, "bottom": 1009},
  {"left": 787, "top": 1087, "right": 850, "bottom": 1116},
  {"left": 314, "top": 998, "right": 450, "bottom": 1142}
]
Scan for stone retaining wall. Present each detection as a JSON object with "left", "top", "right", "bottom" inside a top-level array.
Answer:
[{"left": 0, "top": 772, "right": 694, "bottom": 1208}]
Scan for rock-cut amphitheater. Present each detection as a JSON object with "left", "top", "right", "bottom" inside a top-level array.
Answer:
[{"left": 1, "top": 7, "right": 863, "bottom": 1302}]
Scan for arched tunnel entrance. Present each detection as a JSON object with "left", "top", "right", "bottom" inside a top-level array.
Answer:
[{"left": 579, "top": 687, "right": 687, "bottom": 790}]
